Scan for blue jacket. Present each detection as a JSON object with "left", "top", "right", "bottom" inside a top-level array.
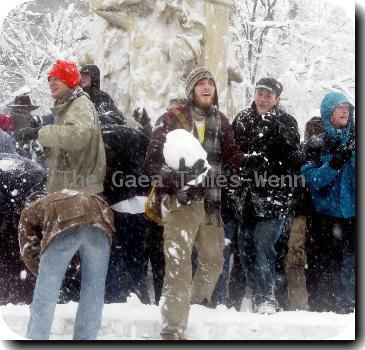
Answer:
[{"left": 301, "top": 92, "right": 355, "bottom": 218}]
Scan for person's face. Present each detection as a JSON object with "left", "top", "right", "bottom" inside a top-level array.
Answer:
[
  {"left": 331, "top": 103, "right": 350, "bottom": 129},
  {"left": 193, "top": 79, "right": 216, "bottom": 109},
  {"left": 11, "top": 107, "right": 32, "bottom": 117},
  {"left": 254, "top": 88, "right": 280, "bottom": 115},
  {"left": 48, "top": 77, "right": 71, "bottom": 100},
  {"left": 80, "top": 73, "right": 92, "bottom": 89}
]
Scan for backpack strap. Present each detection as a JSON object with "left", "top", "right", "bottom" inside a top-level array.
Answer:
[{"left": 168, "top": 108, "right": 191, "bottom": 132}]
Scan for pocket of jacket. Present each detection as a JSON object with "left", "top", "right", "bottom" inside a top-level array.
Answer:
[{"left": 54, "top": 195, "right": 90, "bottom": 223}]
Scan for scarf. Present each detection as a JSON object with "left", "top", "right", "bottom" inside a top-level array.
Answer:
[
  {"left": 55, "top": 86, "right": 87, "bottom": 105},
  {"left": 191, "top": 105, "right": 223, "bottom": 227}
]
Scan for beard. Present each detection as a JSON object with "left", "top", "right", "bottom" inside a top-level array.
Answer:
[{"left": 193, "top": 94, "right": 215, "bottom": 110}]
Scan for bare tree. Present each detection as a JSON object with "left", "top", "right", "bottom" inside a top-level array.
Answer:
[{"left": 0, "top": 0, "right": 90, "bottom": 112}]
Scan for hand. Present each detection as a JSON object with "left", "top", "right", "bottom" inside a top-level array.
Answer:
[
  {"left": 30, "top": 117, "right": 41, "bottom": 128},
  {"left": 178, "top": 157, "right": 207, "bottom": 185},
  {"left": 261, "top": 114, "right": 279, "bottom": 129},
  {"left": 176, "top": 189, "right": 190, "bottom": 205},
  {"left": 329, "top": 144, "right": 353, "bottom": 170},
  {"left": 140, "top": 108, "right": 150, "bottom": 127},
  {"left": 17, "top": 127, "right": 41, "bottom": 142}
]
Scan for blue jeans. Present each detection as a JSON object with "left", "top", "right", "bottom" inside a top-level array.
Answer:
[
  {"left": 238, "top": 217, "right": 284, "bottom": 308},
  {"left": 210, "top": 220, "right": 237, "bottom": 307},
  {"left": 26, "top": 224, "right": 110, "bottom": 340},
  {"left": 105, "top": 212, "right": 149, "bottom": 304}
]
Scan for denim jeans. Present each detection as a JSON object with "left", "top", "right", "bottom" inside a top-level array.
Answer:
[
  {"left": 210, "top": 220, "right": 238, "bottom": 307},
  {"left": 105, "top": 212, "right": 149, "bottom": 304},
  {"left": 26, "top": 224, "right": 110, "bottom": 340},
  {"left": 238, "top": 217, "right": 284, "bottom": 308}
]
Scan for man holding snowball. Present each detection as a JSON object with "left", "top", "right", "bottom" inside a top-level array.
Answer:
[{"left": 145, "top": 67, "right": 244, "bottom": 340}]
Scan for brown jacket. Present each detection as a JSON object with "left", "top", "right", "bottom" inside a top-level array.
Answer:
[{"left": 18, "top": 190, "right": 115, "bottom": 276}]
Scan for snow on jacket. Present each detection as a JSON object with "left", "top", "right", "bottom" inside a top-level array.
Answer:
[
  {"left": 0, "top": 129, "right": 16, "bottom": 154},
  {"left": 232, "top": 102, "right": 303, "bottom": 218},
  {"left": 38, "top": 87, "right": 106, "bottom": 194},
  {"left": 81, "top": 65, "right": 126, "bottom": 126},
  {"left": 18, "top": 189, "right": 115, "bottom": 276},
  {"left": 301, "top": 92, "right": 355, "bottom": 218},
  {"left": 144, "top": 105, "right": 244, "bottom": 198}
]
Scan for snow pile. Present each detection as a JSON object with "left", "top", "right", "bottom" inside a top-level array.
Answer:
[{"left": 0, "top": 296, "right": 355, "bottom": 340}]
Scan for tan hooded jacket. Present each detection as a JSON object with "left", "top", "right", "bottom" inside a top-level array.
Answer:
[{"left": 38, "top": 88, "right": 106, "bottom": 194}]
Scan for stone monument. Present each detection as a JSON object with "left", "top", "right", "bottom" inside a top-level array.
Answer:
[{"left": 81, "top": 0, "right": 241, "bottom": 121}]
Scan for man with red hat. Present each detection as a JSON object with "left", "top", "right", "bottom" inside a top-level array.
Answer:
[
  {"left": 20, "top": 60, "right": 109, "bottom": 340},
  {"left": 20, "top": 59, "right": 106, "bottom": 194}
]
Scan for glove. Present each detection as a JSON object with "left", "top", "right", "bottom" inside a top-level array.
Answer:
[
  {"left": 30, "top": 117, "right": 41, "bottom": 128},
  {"left": 178, "top": 157, "right": 207, "bottom": 185},
  {"left": 244, "top": 153, "right": 265, "bottom": 171},
  {"left": 261, "top": 114, "right": 279, "bottom": 129},
  {"left": 161, "top": 158, "right": 207, "bottom": 191},
  {"left": 329, "top": 144, "right": 353, "bottom": 170},
  {"left": 17, "top": 127, "right": 41, "bottom": 142},
  {"left": 176, "top": 189, "right": 190, "bottom": 205},
  {"left": 140, "top": 108, "right": 151, "bottom": 127}
]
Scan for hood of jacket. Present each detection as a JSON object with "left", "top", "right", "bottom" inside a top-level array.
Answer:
[
  {"left": 80, "top": 64, "right": 100, "bottom": 90},
  {"left": 320, "top": 92, "right": 354, "bottom": 145}
]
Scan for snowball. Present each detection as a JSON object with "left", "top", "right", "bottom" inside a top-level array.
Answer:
[
  {"left": 20, "top": 270, "right": 27, "bottom": 280},
  {"left": 163, "top": 129, "right": 211, "bottom": 185}
]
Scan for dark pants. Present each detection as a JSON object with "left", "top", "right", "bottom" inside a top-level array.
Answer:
[
  {"left": 146, "top": 220, "right": 165, "bottom": 304},
  {"left": 210, "top": 220, "right": 246, "bottom": 308},
  {"left": 274, "top": 218, "right": 291, "bottom": 310},
  {"left": 105, "top": 211, "right": 150, "bottom": 304},
  {"left": 306, "top": 213, "right": 355, "bottom": 313},
  {"left": 0, "top": 213, "right": 36, "bottom": 305},
  {"left": 227, "top": 247, "right": 246, "bottom": 311}
]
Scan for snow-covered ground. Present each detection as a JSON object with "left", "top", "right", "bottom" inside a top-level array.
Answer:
[{"left": 0, "top": 295, "right": 355, "bottom": 340}]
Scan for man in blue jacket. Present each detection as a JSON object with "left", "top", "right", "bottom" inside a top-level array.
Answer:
[{"left": 302, "top": 92, "right": 355, "bottom": 313}]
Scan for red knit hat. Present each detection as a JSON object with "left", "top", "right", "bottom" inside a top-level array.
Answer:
[{"left": 48, "top": 60, "right": 81, "bottom": 89}]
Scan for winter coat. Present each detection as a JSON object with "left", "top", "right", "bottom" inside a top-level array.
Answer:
[
  {"left": 0, "top": 153, "right": 46, "bottom": 214},
  {"left": 101, "top": 124, "right": 149, "bottom": 205},
  {"left": 232, "top": 103, "right": 303, "bottom": 218},
  {"left": 18, "top": 190, "right": 115, "bottom": 276},
  {"left": 0, "top": 129, "right": 16, "bottom": 154},
  {"left": 38, "top": 87, "right": 106, "bottom": 195},
  {"left": 301, "top": 92, "right": 355, "bottom": 218},
  {"left": 144, "top": 105, "right": 244, "bottom": 198},
  {"left": 81, "top": 65, "right": 126, "bottom": 126}
]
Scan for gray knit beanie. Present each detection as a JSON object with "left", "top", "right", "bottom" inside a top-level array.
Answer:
[{"left": 185, "top": 67, "right": 218, "bottom": 107}]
